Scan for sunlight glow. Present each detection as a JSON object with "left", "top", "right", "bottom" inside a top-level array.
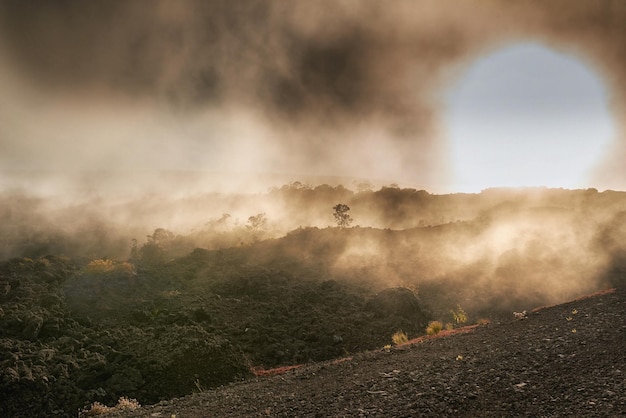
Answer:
[{"left": 444, "top": 43, "right": 614, "bottom": 192}]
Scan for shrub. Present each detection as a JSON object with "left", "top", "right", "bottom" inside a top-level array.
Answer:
[
  {"left": 80, "top": 397, "right": 140, "bottom": 416},
  {"left": 451, "top": 304, "right": 468, "bottom": 325},
  {"left": 84, "top": 259, "right": 136, "bottom": 278},
  {"left": 391, "top": 330, "right": 408, "bottom": 345},
  {"left": 85, "top": 259, "right": 136, "bottom": 277},
  {"left": 85, "top": 259, "right": 114, "bottom": 274},
  {"left": 426, "top": 320, "right": 443, "bottom": 336}
]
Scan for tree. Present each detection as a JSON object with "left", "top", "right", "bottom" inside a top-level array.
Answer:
[
  {"left": 139, "top": 228, "right": 175, "bottom": 265},
  {"left": 148, "top": 228, "right": 175, "bottom": 244},
  {"left": 246, "top": 213, "right": 267, "bottom": 231},
  {"left": 355, "top": 181, "right": 374, "bottom": 193},
  {"left": 333, "top": 204, "right": 353, "bottom": 228}
]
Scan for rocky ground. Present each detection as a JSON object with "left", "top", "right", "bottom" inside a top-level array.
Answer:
[{"left": 103, "top": 288, "right": 625, "bottom": 417}]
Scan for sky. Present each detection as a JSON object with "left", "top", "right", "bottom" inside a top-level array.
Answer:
[
  {"left": 445, "top": 43, "right": 615, "bottom": 192},
  {"left": 0, "top": 0, "right": 625, "bottom": 193}
]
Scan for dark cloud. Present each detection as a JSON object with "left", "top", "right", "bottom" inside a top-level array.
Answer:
[
  {"left": 0, "top": 0, "right": 466, "bottom": 123},
  {"left": 0, "top": 0, "right": 624, "bottom": 190},
  {"left": 264, "top": 30, "right": 371, "bottom": 118},
  {"left": 0, "top": 0, "right": 265, "bottom": 103}
]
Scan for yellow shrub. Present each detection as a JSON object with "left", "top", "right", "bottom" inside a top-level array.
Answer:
[
  {"left": 85, "top": 259, "right": 136, "bottom": 276},
  {"left": 80, "top": 397, "right": 140, "bottom": 416},
  {"left": 426, "top": 321, "right": 443, "bottom": 336},
  {"left": 391, "top": 330, "right": 408, "bottom": 345},
  {"left": 85, "top": 259, "right": 115, "bottom": 274},
  {"left": 451, "top": 305, "right": 468, "bottom": 325}
]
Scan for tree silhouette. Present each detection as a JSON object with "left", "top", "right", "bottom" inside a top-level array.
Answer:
[
  {"left": 333, "top": 204, "right": 353, "bottom": 228},
  {"left": 246, "top": 213, "right": 267, "bottom": 231}
]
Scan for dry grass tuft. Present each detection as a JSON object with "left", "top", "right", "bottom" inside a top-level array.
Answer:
[
  {"left": 80, "top": 397, "right": 140, "bottom": 416},
  {"left": 392, "top": 330, "right": 409, "bottom": 345},
  {"left": 426, "top": 321, "right": 443, "bottom": 336}
]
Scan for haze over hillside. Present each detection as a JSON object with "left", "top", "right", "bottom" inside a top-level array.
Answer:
[
  {"left": 2, "top": 182, "right": 625, "bottom": 302},
  {"left": 2, "top": 2, "right": 626, "bottom": 416},
  {"left": 2, "top": 183, "right": 625, "bottom": 416}
]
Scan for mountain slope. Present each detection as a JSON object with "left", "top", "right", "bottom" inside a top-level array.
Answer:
[{"left": 106, "top": 288, "right": 625, "bottom": 417}]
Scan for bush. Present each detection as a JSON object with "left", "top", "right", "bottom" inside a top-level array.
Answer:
[
  {"left": 85, "top": 259, "right": 136, "bottom": 277},
  {"left": 426, "top": 321, "right": 443, "bottom": 336},
  {"left": 85, "top": 259, "right": 115, "bottom": 274},
  {"left": 80, "top": 397, "right": 140, "bottom": 416},
  {"left": 451, "top": 304, "right": 468, "bottom": 325},
  {"left": 391, "top": 330, "right": 408, "bottom": 345}
]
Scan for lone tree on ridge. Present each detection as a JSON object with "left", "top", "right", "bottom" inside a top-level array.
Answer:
[{"left": 333, "top": 203, "right": 353, "bottom": 228}]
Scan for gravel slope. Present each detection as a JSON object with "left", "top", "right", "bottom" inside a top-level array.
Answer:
[{"left": 104, "top": 288, "right": 625, "bottom": 417}]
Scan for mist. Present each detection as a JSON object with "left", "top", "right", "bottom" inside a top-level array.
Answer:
[
  {"left": 1, "top": 1, "right": 626, "bottom": 322},
  {"left": 326, "top": 189, "right": 625, "bottom": 313},
  {"left": 0, "top": 0, "right": 625, "bottom": 194},
  {"left": 2, "top": 183, "right": 625, "bottom": 316}
]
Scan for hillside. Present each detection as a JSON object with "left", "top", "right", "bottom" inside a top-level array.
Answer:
[
  {"left": 3, "top": 185, "right": 626, "bottom": 262},
  {"left": 1, "top": 235, "right": 431, "bottom": 417},
  {"left": 2, "top": 186, "right": 626, "bottom": 416},
  {"left": 106, "top": 288, "right": 626, "bottom": 417}
]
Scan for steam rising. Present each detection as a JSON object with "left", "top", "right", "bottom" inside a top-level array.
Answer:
[
  {"left": 1, "top": 2, "right": 625, "bottom": 315},
  {"left": 326, "top": 190, "right": 625, "bottom": 315}
]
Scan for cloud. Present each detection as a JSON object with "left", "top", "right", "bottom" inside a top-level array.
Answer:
[{"left": 0, "top": 0, "right": 624, "bottom": 191}]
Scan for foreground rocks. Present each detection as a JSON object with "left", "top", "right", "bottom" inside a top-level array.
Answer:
[{"left": 107, "top": 288, "right": 625, "bottom": 417}]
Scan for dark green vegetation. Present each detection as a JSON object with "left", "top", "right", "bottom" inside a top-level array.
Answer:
[
  {"left": 1, "top": 185, "right": 626, "bottom": 416},
  {"left": 0, "top": 244, "right": 430, "bottom": 417}
]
